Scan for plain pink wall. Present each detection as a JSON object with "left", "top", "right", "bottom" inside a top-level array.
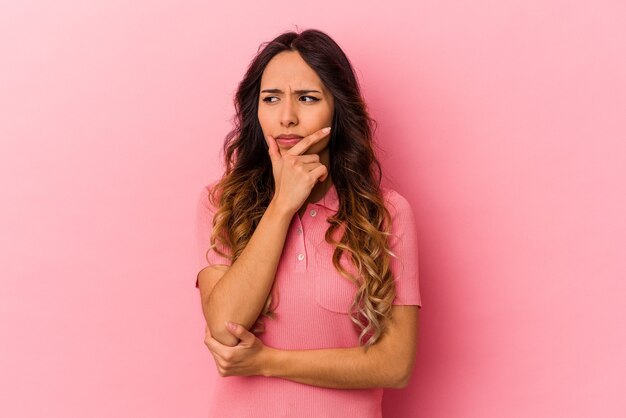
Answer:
[{"left": 1, "top": 1, "right": 625, "bottom": 417}]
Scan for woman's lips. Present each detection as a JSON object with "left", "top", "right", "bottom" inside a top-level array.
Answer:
[{"left": 276, "top": 136, "right": 303, "bottom": 146}]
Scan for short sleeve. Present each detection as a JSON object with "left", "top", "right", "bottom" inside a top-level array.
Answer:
[
  {"left": 386, "top": 189, "right": 422, "bottom": 308},
  {"left": 195, "top": 184, "right": 233, "bottom": 288}
]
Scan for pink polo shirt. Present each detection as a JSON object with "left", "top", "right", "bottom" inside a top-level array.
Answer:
[{"left": 195, "top": 180, "right": 421, "bottom": 418}]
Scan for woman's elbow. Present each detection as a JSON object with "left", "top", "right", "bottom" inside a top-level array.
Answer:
[
  {"left": 206, "top": 317, "right": 240, "bottom": 347},
  {"left": 390, "top": 359, "right": 414, "bottom": 388},
  {"left": 393, "top": 368, "right": 412, "bottom": 388}
]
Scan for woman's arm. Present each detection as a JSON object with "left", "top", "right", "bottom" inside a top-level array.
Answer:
[
  {"left": 200, "top": 131, "right": 330, "bottom": 347},
  {"left": 266, "top": 306, "right": 419, "bottom": 389},
  {"left": 203, "top": 199, "right": 293, "bottom": 347},
  {"left": 206, "top": 305, "right": 419, "bottom": 389}
]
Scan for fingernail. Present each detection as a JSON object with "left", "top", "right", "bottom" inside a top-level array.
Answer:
[
  {"left": 225, "top": 321, "right": 235, "bottom": 330},
  {"left": 322, "top": 127, "right": 331, "bottom": 134}
]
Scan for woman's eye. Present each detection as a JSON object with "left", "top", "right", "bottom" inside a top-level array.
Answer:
[
  {"left": 301, "top": 96, "right": 320, "bottom": 103},
  {"left": 262, "top": 96, "right": 320, "bottom": 103}
]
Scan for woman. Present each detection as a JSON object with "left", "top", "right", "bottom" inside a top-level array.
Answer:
[{"left": 195, "top": 28, "right": 422, "bottom": 417}]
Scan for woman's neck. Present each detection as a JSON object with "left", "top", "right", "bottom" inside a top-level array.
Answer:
[{"left": 307, "top": 174, "right": 333, "bottom": 205}]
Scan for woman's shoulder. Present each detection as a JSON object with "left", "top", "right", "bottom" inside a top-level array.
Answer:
[
  {"left": 380, "top": 186, "right": 412, "bottom": 216},
  {"left": 198, "top": 179, "right": 224, "bottom": 210},
  {"left": 379, "top": 186, "right": 417, "bottom": 236},
  {"left": 202, "top": 178, "right": 221, "bottom": 193}
]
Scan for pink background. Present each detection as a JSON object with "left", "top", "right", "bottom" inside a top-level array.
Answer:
[{"left": 1, "top": 1, "right": 625, "bottom": 417}]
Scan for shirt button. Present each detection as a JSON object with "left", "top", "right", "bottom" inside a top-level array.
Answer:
[
  {"left": 297, "top": 227, "right": 302, "bottom": 234},
  {"left": 310, "top": 209, "right": 317, "bottom": 217},
  {"left": 297, "top": 253, "right": 305, "bottom": 261}
]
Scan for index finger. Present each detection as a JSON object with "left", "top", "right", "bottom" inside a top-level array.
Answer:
[{"left": 285, "top": 127, "right": 331, "bottom": 156}]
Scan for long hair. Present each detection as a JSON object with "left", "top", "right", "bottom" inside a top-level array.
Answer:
[{"left": 204, "top": 28, "right": 397, "bottom": 349}]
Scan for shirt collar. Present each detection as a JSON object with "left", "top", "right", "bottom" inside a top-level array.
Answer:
[{"left": 313, "top": 182, "right": 339, "bottom": 211}]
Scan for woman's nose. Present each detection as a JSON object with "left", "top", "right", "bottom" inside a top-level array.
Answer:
[{"left": 280, "top": 97, "right": 298, "bottom": 127}]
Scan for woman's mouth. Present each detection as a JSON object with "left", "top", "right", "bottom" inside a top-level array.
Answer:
[{"left": 276, "top": 136, "right": 303, "bottom": 146}]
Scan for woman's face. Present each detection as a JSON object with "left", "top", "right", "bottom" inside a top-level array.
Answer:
[{"left": 258, "top": 51, "right": 335, "bottom": 158}]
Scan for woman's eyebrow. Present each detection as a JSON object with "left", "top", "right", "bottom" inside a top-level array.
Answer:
[{"left": 260, "top": 88, "right": 321, "bottom": 94}]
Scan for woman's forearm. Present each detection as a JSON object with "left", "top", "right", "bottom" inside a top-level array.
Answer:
[
  {"left": 262, "top": 344, "right": 408, "bottom": 389},
  {"left": 206, "top": 199, "right": 293, "bottom": 346}
]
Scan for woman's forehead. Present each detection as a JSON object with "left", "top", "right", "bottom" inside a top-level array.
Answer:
[{"left": 261, "top": 52, "right": 326, "bottom": 92}]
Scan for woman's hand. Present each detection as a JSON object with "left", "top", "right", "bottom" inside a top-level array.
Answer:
[
  {"left": 264, "top": 127, "right": 331, "bottom": 214},
  {"left": 204, "top": 321, "right": 273, "bottom": 377}
]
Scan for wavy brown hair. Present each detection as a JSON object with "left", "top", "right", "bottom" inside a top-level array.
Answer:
[{"left": 204, "top": 28, "right": 398, "bottom": 349}]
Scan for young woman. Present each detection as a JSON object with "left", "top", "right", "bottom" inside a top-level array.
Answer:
[{"left": 195, "top": 28, "right": 422, "bottom": 417}]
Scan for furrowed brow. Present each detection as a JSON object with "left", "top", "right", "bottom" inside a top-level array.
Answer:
[{"left": 260, "top": 88, "right": 321, "bottom": 94}]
